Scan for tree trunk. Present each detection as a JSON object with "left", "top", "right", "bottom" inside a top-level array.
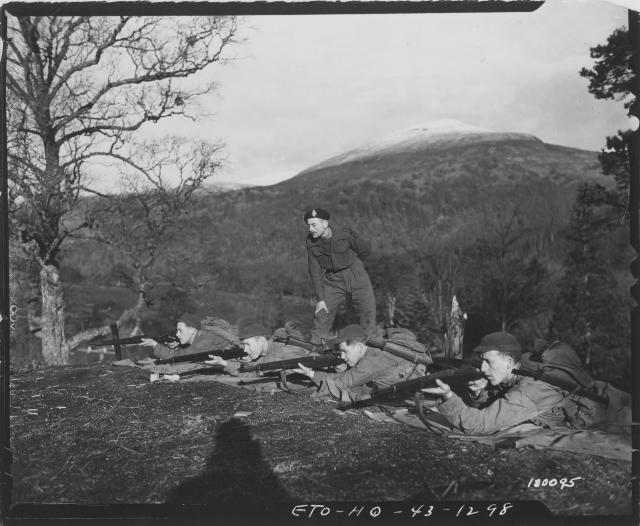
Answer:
[
  {"left": 39, "top": 264, "right": 69, "bottom": 365},
  {"left": 447, "top": 295, "right": 465, "bottom": 360},
  {"left": 385, "top": 292, "right": 397, "bottom": 327}
]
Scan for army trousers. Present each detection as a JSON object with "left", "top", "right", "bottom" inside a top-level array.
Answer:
[{"left": 311, "top": 259, "right": 376, "bottom": 344}]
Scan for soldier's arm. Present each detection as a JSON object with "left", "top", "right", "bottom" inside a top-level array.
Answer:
[
  {"left": 313, "top": 360, "right": 380, "bottom": 390},
  {"left": 307, "top": 247, "right": 325, "bottom": 300},
  {"left": 436, "top": 388, "right": 542, "bottom": 435},
  {"left": 346, "top": 228, "right": 371, "bottom": 259}
]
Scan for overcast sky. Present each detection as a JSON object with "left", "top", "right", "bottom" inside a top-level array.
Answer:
[{"left": 120, "top": 0, "right": 632, "bottom": 188}]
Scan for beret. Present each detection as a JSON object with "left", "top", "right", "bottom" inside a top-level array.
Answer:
[
  {"left": 335, "top": 324, "right": 367, "bottom": 344},
  {"left": 473, "top": 332, "right": 521, "bottom": 354},
  {"left": 303, "top": 208, "right": 330, "bottom": 222},
  {"left": 237, "top": 319, "right": 270, "bottom": 340},
  {"left": 177, "top": 312, "right": 201, "bottom": 329}
]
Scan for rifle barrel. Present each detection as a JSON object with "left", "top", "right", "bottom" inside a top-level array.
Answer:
[
  {"left": 154, "top": 347, "right": 245, "bottom": 365},
  {"left": 372, "top": 367, "right": 484, "bottom": 397},
  {"left": 240, "top": 355, "right": 343, "bottom": 373}
]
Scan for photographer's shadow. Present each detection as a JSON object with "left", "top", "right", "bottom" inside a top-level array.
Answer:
[{"left": 166, "top": 417, "right": 291, "bottom": 504}]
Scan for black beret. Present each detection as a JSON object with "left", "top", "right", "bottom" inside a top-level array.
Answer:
[
  {"left": 473, "top": 332, "right": 521, "bottom": 354},
  {"left": 237, "top": 319, "right": 270, "bottom": 340},
  {"left": 303, "top": 208, "right": 330, "bottom": 222},
  {"left": 335, "top": 324, "right": 367, "bottom": 344},
  {"left": 177, "top": 312, "right": 201, "bottom": 329}
]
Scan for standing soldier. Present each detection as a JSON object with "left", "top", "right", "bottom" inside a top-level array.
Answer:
[{"left": 304, "top": 207, "right": 376, "bottom": 345}]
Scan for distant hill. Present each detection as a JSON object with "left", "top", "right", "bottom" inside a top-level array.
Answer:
[{"left": 62, "top": 119, "right": 609, "bottom": 314}]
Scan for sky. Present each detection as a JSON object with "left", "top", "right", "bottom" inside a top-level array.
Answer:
[{"left": 95, "top": 0, "right": 633, "bottom": 189}]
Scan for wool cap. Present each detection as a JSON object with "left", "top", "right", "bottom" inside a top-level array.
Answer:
[
  {"left": 237, "top": 319, "right": 270, "bottom": 340},
  {"left": 177, "top": 312, "right": 201, "bottom": 329},
  {"left": 303, "top": 208, "right": 330, "bottom": 222},
  {"left": 335, "top": 324, "right": 367, "bottom": 344},
  {"left": 473, "top": 332, "right": 522, "bottom": 354}
]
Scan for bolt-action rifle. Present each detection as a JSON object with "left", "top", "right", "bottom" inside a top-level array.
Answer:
[
  {"left": 340, "top": 362, "right": 486, "bottom": 427},
  {"left": 94, "top": 334, "right": 180, "bottom": 347},
  {"left": 154, "top": 347, "right": 246, "bottom": 365},
  {"left": 239, "top": 354, "right": 345, "bottom": 393}
]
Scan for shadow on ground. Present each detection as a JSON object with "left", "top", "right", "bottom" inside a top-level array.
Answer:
[{"left": 166, "top": 417, "right": 292, "bottom": 504}]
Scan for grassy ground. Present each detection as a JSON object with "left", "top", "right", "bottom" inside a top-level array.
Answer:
[{"left": 7, "top": 363, "right": 632, "bottom": 521}]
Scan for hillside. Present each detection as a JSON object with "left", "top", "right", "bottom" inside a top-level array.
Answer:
[{"left": 55, "top": 119, "right": 619, "bottom": 355}]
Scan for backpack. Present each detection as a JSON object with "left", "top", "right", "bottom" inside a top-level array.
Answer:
[
  {"left": 520, "top": 341, "right": 630, "bottom": 427},
  {"left": 370, "top": 327, "right": 433, "bottom": 366},
  {"left": 200, "top": 317, "right": 240, "bottom": 346}
]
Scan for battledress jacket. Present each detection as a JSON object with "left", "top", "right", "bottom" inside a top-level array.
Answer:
[
  {"left": 436, "top": 373, "right": 574, "bottom": 435},
  {"left": 312, "top": 347, "right": 424, "bottom": 401},
  {"left": 222, "top": 340, "right": 313, "bottom": 377},
  {"left": 153, "top": 329, "right": 231, "bottom": 360},
  {"left": 306, "top": 225, "right": 371, "bottom": 302}
]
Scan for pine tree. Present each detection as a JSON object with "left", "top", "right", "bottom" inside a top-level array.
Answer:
[{"left": 551, "top": 26, "right": 633, "bottom": 384}]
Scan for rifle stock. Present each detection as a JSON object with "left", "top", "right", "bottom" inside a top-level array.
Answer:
[
  {"left": 239, "top": 354, "right": 344, "bottom": 373},
  {"left": 154, "top": 347, "right": 246, "bottom": 365}
]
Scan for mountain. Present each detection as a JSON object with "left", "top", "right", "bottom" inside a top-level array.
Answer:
[
  {"left": 285, "top": 119, "right": 604, "bottom": 191},
  {"left": 63, "top": 119, "right": 609, "bottom": 304}
]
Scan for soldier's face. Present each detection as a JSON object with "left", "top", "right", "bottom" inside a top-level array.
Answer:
[
  {"left": 480, "top": 350, "right": 514, "bottom": 385},
  {"left": 339, "top": 341, "right": 366, "bottom": 367},
  {"left": 243, "top": 336, "right": 266, "bottom": 360},
  {"left": 176, "top": 322, "right": 197, "bottom": 345},
  {"left": 307, "top": 218, "right": 329, "bottom": 239}
]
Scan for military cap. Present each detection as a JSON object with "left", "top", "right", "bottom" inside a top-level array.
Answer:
[
  {"left": 303, "top": 208, "right": 330, "bottom": 222},
  {"left": 237, "top": 319, "right": 270, "bottom": 340},
  {"left": 177, "top": 312, "right": 201, "bottom": 329},
  {"left": 335, "top": 324, "right": 367, "bottom": 344},
  {"left": 473, "top": 332, "right": 521, "bottom": 354}
]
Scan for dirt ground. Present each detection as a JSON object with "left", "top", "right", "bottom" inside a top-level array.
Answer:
[{"left": 5, "top": 363, "right": 632, "bottom": 524}]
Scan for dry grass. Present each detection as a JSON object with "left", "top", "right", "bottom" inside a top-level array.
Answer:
[{"left": 7, "top": 363, "right": 632, "bottom": 520}]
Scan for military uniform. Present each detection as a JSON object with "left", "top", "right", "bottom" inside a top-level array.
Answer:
[
  {"left": 223, "top": 340, "right": 314, "bottom": 377},
  {"left": 306, "top": 225, "right": 376, "bottom": 343},
  {"left": 153, "top": 329, "right": 231, "bottom": 360},
  {"left": 436, "top": 372, "right": 577, "bottom": 435},
  {"left": 312, "top": 347, "right": 424, "bottom": 402}
]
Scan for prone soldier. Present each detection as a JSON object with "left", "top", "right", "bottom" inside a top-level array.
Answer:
[
  {"left": 421, "top": 332, "right": 584, "bottom": 435},
  {"left": 293, "top": 324, "right": 425, "bottom": 402},
  {"left": 139, "top": 313, "right": 232, "bottom": 361},
  {"left": 205, "top": 319, "right": 314, "bottom": 376},
  {"left": 304, "top": 207, "right": 376, "bottom": 345}
]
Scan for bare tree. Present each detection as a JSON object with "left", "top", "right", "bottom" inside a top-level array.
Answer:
[
  {"left": 93, "top": 136, "right": 224, "bottom": 335},
  {"left": 6, "top": 15, "right": 238, "bottom": 365}
]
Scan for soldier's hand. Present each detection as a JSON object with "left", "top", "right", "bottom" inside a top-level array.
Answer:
[
  {"left": 315, "top": 301, "right": 328, "bottom": 315},
  {"left": 139, "top": 338, "right": 158, "bottom": 348},
  {"left": 468, "top": 377, "right": 488, "bottom": 395},
  {"left": 421, "top": 379, "right": 453, "bottom": 401},
  {"left": 292, "top": 363, "right": 315, "bottom": 379},
  {"left": 205, "top": 355, "right": 227, "bottom": 367},
  {"left": 334, "top": 363, "right": 348, "bottom": 373}
]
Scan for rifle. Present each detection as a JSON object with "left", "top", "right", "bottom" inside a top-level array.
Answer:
[
  {"left": 239, "top": 354, "right": 345, "bottom": 393},
  {"left": 238, "top": 354, "right": 344, "bottom": 373},
  {"left": 153, "top": 347, "right": 246, "bottom": 365},
  {"left": 339, "top": 364, "right": 485, "bottom": 421},
  {"left": 94, "top": 334, "right": 180, "bottom": 347}
]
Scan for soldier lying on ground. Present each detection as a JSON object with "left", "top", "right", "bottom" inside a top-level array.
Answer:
[
  {"left": 292, "top": 324, "right": 425, "bottom": 402},
  {"left": 421, "top": 331, "right": 626, "bottom": 435},
  {"left": 139, "top": 313, "right": 232, "bottom": 361},
  {"left": 205, "top": 319, "right": 314, "bottom": 376}
]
